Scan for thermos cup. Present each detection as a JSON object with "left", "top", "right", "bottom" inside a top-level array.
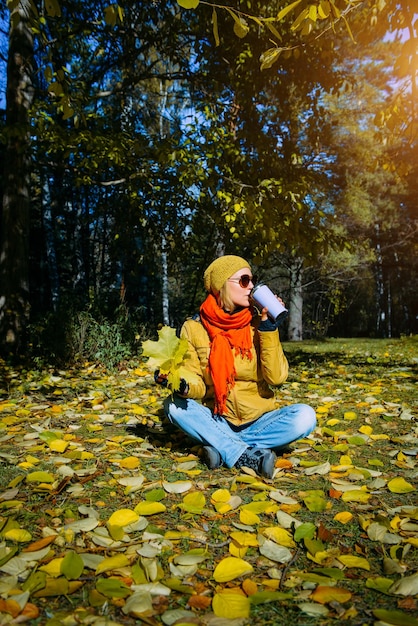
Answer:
[{"left": 251, "top": 283, "right": 288, "bottom": 323}]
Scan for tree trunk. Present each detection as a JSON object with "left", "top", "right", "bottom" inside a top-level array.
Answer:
[
  {"left": 287, "top": 258, "right": 304, "bottom": 341},
  {"left": 41, "top": 175, "right": 60, "bottom": 310},
  {"left": 0, "top": 1, "right": 34, "bottom": 355}
]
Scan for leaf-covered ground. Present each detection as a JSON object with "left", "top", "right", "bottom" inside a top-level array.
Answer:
[{"left": 0, "top": 337, "right": 417, "bottom": 626}]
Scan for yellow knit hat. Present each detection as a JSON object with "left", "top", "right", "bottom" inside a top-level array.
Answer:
[{"left": 203, "top": 255, "right": 250, "bottom": 294}]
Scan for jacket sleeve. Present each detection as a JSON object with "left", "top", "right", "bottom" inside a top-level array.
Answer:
[
  {"left": 179, "top": 320, "right": 208, "bottom": 399},
  {"left": 257, "top": 329, "right": 288, "bottom": 386}
]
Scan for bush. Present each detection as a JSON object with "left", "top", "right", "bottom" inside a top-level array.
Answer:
[{"left": 28, "top": 303, "right": 148, "bottom": 369}]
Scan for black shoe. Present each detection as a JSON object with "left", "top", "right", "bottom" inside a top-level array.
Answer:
[
  {"left": 236, "top": 448, "right": 277, "bottom": 479},
  {"left": 202, "top": 446, "right": 222, "bottom": 469}
]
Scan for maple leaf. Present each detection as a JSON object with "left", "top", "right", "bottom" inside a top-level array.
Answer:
[{"left": 141, "top": 325, "right": 198, "bottom": 391}]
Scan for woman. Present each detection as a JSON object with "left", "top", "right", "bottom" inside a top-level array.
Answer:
[{"left": 162, "top": 255, "right": 316, "bottom": 479}]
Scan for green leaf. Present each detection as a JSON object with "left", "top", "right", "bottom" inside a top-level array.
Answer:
[
  {"left": 250, "top": 591, "right": 292, "bottom": 605},
  {"left": 212, "top": 8, "right": 220, "bottom": 47},
  {"left": 366, "top": 577, "right": 395, "bottom": 595},
  {"left": 294, "top": 523, "right": 316, "bottom": 542},
  {"left": 302, "top": 490, "right": 328, "bottom": 512},
  {"left": 39, "top": 431, "right": 60, "bottom": 443},
  {"left": 225, "top": 8, "right": 249, "bottom": 38},
  {"left": 304, "top": 537, "right": 325, "bottom": 556},
  {"left": 96, "top": 577, "right": 132, "bottom": 599},
  {"left": 61, "top": 550, "right": 84, "bottom": 580},
  {"left": 177, "top": 0, "right": 200, "bottom": 9},
  {"left": 145, "top": 488, "right": 165, "bottom": 502},
  {"left": 373, "top": 609, "right": 418, "bottom": 626},
  {"left": 26, "top": 471, "right": 55, "bottom": 483}
]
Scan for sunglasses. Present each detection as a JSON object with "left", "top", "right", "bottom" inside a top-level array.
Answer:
[{"left": 228, "top": 274, "right": 256, "bottom": 288}]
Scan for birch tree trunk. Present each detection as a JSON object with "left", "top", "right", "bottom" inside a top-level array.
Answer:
[
  {"left": 0, "top": 0, "right": 34, "bottom": 355},
  {"left": 41, "top": 176, "right": 60, "bottom": 310},
  {"left": 287, "top": 258, "right": 304, "bottom": 341}
]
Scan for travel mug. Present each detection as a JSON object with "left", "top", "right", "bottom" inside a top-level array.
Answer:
[{"left": 251, "top": 283, "right": 288, "bottom": 323}]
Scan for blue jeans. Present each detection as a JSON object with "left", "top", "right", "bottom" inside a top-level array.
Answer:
[{"left": 164, "top": 397, "right": 316, "bottom": 468}]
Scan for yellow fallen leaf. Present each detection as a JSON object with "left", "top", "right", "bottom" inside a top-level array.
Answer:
[
  {"left": 134, "top": 501, "right": 166, "bottom": 515},
  {"left": 179, "top": 492, "right": 205, "bottom": 513},
  {"left": 341, "top": 489, "right": 371, "bottom": 503},
  {"left": 3, "top": 528, "right": 32, "bottom": 542},
  {"left": 343, "top": 412, "right": 357, "bottom": 421},
  {"left": 333, "top": 511, "right": 353, "bottom": 524},
  {"left": 49, "top": 439, "right": 69, "bottom": 453},
  {"left": 108, "top": 509, "right": 139, "bottom": 527},
  {"left": 25, "top": 455, "right": 40, "bottom": 465},
  {"left": 230, "top": 531, "right": 259, "bottom": 547},
  {"left": 39, "top": 557, "right": 65, "bottom": 577},
  {"left": 316, "top": 405, "right": 330, "bottom": 414},
  {"left": 213, "top": 557, "right": 253, "bottom": 582},
  {"left": 337, "top": 555, "right": 370, "bottom": 570},
  {"left": 239, "top": 509, "right": 260, "bottom": 525},
  {"left": 214, "top": 502, "right": 233, "bottom": 514},
  {"left": 229, "top": 543, "right": 248, "bottom": 558},
  {"left": 211, "top": 489, "right": 231, "bottom": 503},
  {"left": 387, "top": 477, "right": 415, "bottom": 494},
  {"left": 311, "top": 585, "right": 352, "bottom": 604},
  {"left": 359, "top": 425, "right": 373, "bottom": 435},
  {"left": 241, "top": 501, "right": 278, "bottom": 515},
  {"left": 26, "top": 471, "right": 55, "bottom": 483},
  {"left": 326, "top": 418, "right": 340, "bottom": 426},
  {"left": 95, "top": 554, "right": 130, "bottom": 574},
  {"left": 81, "top": 452, "right": 95, "bottom": 460},
  {"left": 119, "top": 456, "right": 141, "bottom": 470},
  {"left": 212, "top": 591, "right": 250, "bottom": 619},
  {"left": 262, "top": 527, "right": 295, "bottom": 548},
  {"left": 406, "top": 538, "right": 418, "bottom": 548}
]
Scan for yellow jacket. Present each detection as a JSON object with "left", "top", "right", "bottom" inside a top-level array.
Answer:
[{"left": 180, "top": 316, "right": 289, "bottom": 426}]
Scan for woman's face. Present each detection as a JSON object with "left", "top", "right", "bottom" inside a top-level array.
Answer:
[{"left": 225, "top": 267, "right": 255, "bottom": 310}]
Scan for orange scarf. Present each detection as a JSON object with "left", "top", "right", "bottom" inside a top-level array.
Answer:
[{"left": 200, "top": 294, "right": 253, "bottom": 415}]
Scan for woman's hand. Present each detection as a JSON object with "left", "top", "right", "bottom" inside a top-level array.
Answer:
[{"left": 260, "top": 296, "right": 285, "bottom": 321}]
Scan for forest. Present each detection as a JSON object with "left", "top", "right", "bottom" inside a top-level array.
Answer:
[
  {"left": 0, "top": 5, "right": 417, "bottom": 626},
  {"left": 0, "top": 0, "right": 417, "bottom": 363}
]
